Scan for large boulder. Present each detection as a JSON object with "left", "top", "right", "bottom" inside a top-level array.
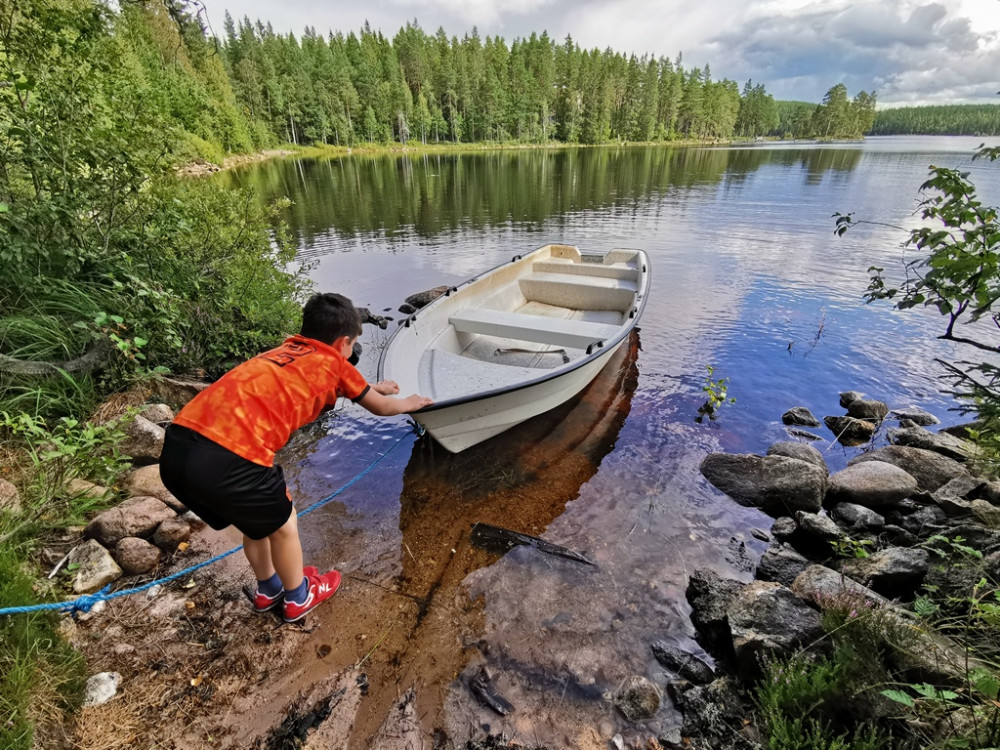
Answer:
[
  {"left": 651, "top": 642, "right": 715, "bottom": 685},
  {"left": 84, "top": 496, "right": 176, "bottom": 546},
  {"left": 790, "top": 564, "right": 887, "bottom": 609},
  {"left": 127, "top": 465, "right": 185, "bottom": 512},
  {"left": 888, "top": 425, "right": 977, "bottom": 462},
  {"left": 149, "top": 376, "right": 209, "bottom": 409},
  {"left": 826, "top": 461, "right": 918, "bottom": 508},
  {"left": 121, "top": 415, "right": 165, "bottom": 463},
  {"left": 849, "top": 446, "right": 971, "bottom": 492},
  {"left": 699, "top": 453, "right": 826, "bottom": 516},
  {"left": 726, "top": 581, "right": 825, "bottom": 680},
  {"left": 685, "top": 569, "right": 746, "bottom": 665},
  {"left": 766, "top": 442, "right": 828, "bottom": 474},
  {"left": 138, "top": 403, "right": 174, "bottom": 425},
  {"left": 839, "top": 548, "right": 930, "bottom": 599}
]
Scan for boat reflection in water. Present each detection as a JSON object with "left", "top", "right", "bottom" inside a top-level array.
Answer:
[{"left": 396, "top": 329, "right": 641, "bottom": 603}]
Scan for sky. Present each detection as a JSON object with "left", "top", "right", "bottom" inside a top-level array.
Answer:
[{"left": 198, "top": 0, "right": 1000, "bottom": 107}]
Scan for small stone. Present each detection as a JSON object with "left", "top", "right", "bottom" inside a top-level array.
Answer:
[
  {"left": 0, "top": 478, "right": 21, "bottom": 512},
  {"left": 114, "top": 537, "right": 161, "bottom": 575},
  {"left": 68, "top": 539, "right": 123, "bottom": 594},
  {"left": 139, "top": 403, "right": 174, "bottom": 424},
  {"left": 613, "top": 675, "right": 661, "bottom": 721},
  {"left": 781, "top": 407, "right": 821, "bottom": 427},
  {"left": 65, "top": 478, "right": 110, "bottom": 502},
  {"left": 972, "top": 499, "right": 1000, "bottom": 529},
  {"left": 839, "top": 391, "right": 865, "bottom": 408},
  {"left": 847, "top": 399, "right": 889, "bottom": 421},
  {"left": 890, "top": 406, "right": 940, "bottom": 426},
  {"left": 83, "top": 672, "right": 121, "bottom": 707},
  {"left": 151, "top": 516, "right": 192, "bottom": 551},
  {"left": 830, "top": 503, "right": 885, "bottom": 529},
  {"left": 824, "top": 415, "right": 877, "bottom": 445}
]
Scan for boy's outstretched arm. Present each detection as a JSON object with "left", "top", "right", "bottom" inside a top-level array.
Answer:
[{"left": 358, "top": 388, "right": 433, "bottom": 416}]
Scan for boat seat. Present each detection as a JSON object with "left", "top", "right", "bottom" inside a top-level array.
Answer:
[
  {"left": 532, "top": 260, "right": 640, "bottom": 281},
  {"left": 449, "top": 308, "right": 621, "bottom": 349},
  {"left": 519, "top": 272, "right": 638, "bottom": 311}
]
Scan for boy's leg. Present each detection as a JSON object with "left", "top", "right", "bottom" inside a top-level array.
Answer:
[{"left": 262, "top": 512, "right": 305, "bottom": 591}]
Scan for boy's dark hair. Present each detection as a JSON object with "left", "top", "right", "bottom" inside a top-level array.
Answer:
[{"left": 300, "top": 293, "right": 362, "bottom": 345}]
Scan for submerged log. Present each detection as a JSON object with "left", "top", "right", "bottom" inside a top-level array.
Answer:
[{"left": 469, "top": 523, "right": 595, "bottom": 565}]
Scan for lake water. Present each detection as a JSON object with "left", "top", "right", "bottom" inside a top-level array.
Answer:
[{"left": 223, "top": 136, "right": 1000, "bottom": 746}]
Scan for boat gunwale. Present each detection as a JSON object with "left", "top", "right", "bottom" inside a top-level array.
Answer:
[{"left": 376, "top": 245, "right": 650, "bottom": 415}]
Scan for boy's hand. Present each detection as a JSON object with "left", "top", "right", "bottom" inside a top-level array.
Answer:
[
  {"left": 404, "top": 394, "right": 434, "bottom": 411},
  {"left": 373, "top": 380, "right": 400, "bottom": 395}
]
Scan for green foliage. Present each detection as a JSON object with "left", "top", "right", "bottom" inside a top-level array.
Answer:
[
  {"left": 756, "top": 652, "right": 890, "bottom": 749},
  {"left": 840, "top": 147, "right": 1000, "bottom": 468},
  {"left": 830, "top": 536, "right": 874, "bottom": 558},
  {"left": 696, "top": 364, "right": 736, "bottom": 422},
  {"left": 926, "top": 534, "right": 984, "bottom": 561}
]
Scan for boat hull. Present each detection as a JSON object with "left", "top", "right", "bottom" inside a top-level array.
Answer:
[{"left": 378, "top": 243, "right": 649, "bottom": 452}]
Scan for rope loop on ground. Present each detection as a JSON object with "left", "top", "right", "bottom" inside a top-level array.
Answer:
[{"left": 0, "top": 422, "right": 422, "bottom": 617}]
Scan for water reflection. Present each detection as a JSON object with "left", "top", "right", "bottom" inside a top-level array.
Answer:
[
  {"left": 223, "top": 146, "right": 866, "bottom": 253},
  {"left": 395, "top": 331, "right": 640, "bottom": 605}
]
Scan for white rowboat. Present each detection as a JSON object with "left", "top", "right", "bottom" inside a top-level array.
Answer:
[{"left": 377, "top": 243, "right": 650, "bottom": 452}]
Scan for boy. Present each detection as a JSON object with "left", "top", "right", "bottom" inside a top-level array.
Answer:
[{"left": 159, "top": 293, "right": 433, "bottom": 623}]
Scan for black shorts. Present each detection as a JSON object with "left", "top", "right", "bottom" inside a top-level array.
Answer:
[{"left": 159, "top": 424, "right": 293, "bottom": 540}]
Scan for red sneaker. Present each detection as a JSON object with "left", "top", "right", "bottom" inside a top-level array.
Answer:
[
  {"left": 282, "top": 569, "right": 341, "bottom": 623},
  {"left": 251, "top": 567, "right": 319, "bottom": 613}
]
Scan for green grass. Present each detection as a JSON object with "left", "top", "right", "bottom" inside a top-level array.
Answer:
[{"left": 0, "top": 543, "right": 87, "bottom": 750}]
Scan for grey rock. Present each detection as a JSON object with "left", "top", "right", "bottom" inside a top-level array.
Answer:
[
  {"left": 68, "top": 539, "right": 123, "bottom": 594},
  {"left": 766, "top": 441, "right": 828, "bottom": 474},
  {"left": 0, "top": 478, "right": 21, "bottom": 512},
  {"left": 121, "top": 415, "right": 165, "bottom": 463},
  {"left": 114, "top": 537, "right": 161, "bottom": 575},
  {"left": 138, "top": 403, "right": 174, "bottom": 425},
  {"left": 890, "top": 406, "right": 940, "bottom": 426},
  {"left": 83, "top": 672, "right": 121, "bottom": 707},
  {"left": 727, "top": 581, "right": 824, "bottom": 679},
  {"left": 795, "top": 511, "right": 846, "bottom": 542},
  {"left": 65, "top": 478, "right": 110, "bottom": 502},
  {"left": 790, "top": 564, "right": 887, "bottom": 609},
  {"left": 847, "top": 398, "right": 889, "bottom": 421},
  {"left": 677, "top": 677, "right": 757, "bottom": 750},
  {"left": 981, "top": 480, "right": 1000, "bottom": 505},
  {"left": 356, "top": 306, "right": 389, "bottom": 329},
  {"left": 826, "top": 461, "right": 919, "bottom": 508},
  {"left": 613, "top": 675, "right": 660, "bottom": 721},
  {"left": 939, "top": 421, "right": 982, "bottom": 439},
  {"left": 151, "top": 516, "right": 192, "bottom": 550},
  {"left": 781, "top": 407, "right": 821, "bottom": 427},
  {"left": 824, "top": 415, "right": 877, "bottom": 445},
  {"left": 831, "top": 503, "right": 885, "bottom": 530},
  {"left": 651, "top": 641, "right": 715, "bottom": 684},
  {"left": 984, "top": 551, "right": 1000, "bottom": 585},
  {"left": 899, "top": 506, "right": 952, "bottom": 535},
  {"left": 770, "top": 517, "right": 798, "bottom": 541},
  {"left": 935, "top": 495, "right": 973, "bottom": 517},
  {"left": 84, "top": 496, "right": 176, "bottom": 546},
  {"left": 879, "top": 525, "right": 920, "bottom": 547},
  {"left": 935, "top": 475, "right": 985, "bottom": 500},
  {"left": 127, "top": 465, "right": 185, "bottom": 512},
  {"left": 699, "top": 453, "right": 826, "bottom": 516},
  {"left": 149, "top": 376, "right": 209, "bottom": 408},
  {"left": 404, "top": 285, "right": 450, "bottom": 310},
  {"left": 849, "top": 445, "right": 971, "bottom": 492},
  {"left": 840, "top": 548, "right": 929, "bottom": 598},
  {"left": 685, "top": 569, "right": 745, "bottom": 664},
  {"left": 755, "top": 544, "right": 810, "bottom": 587},
  {"left": 839, "top": 391, "right": 865, "bottom": 408},
  {"left": 888, "top": 425, "right": 977, "bottom": 462},
  {"left": 750, "top": 528, "right": 770, "bottom": 542},
  {"left": 971, "top": 499, "right": 1000, "bottom": 529}
]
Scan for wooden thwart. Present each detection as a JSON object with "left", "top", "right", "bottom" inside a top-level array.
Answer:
[{"left": 450, "top": 308, "right": 620, "bottom": 349}]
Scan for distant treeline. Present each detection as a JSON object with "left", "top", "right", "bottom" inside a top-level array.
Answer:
[
  {"left": 870, "top": 105, "right": 1000, "bottom": 136},
  {"left": 217, "top": 11, "right": 876, "bottom": 147}
]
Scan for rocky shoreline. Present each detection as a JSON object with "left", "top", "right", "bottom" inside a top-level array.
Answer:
[{"left": 669, "top": 391, "right": 1000, "bottom": 749}]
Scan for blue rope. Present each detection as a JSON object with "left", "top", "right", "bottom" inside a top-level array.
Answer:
[{"left": 0, "top": 425, "right": 418, "bottom": 617}]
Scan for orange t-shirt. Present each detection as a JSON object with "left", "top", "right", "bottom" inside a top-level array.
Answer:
[{"left": 173, "top": 335, "right": 370, "bottom": 467}]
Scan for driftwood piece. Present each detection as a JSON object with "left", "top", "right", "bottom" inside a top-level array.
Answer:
[
  {"left": 469, "top": 667, "right": 514, "bottom": 715},
  {"left": 470, "top": 523, "right": 595, "bottom": 565}
]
